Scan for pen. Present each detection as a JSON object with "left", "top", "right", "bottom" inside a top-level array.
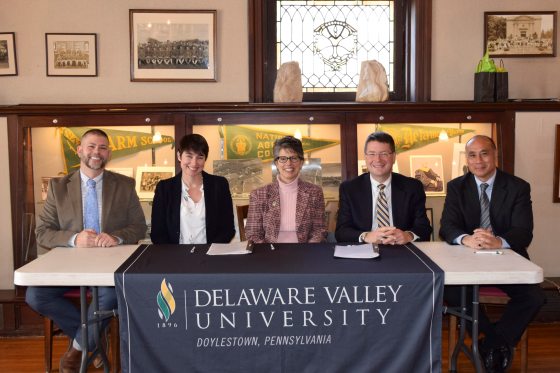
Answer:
[
  {"left": 270, "top": 244, "right": 275, "bottom": 251},
  {"left": 474, "top": 250, "right": 503, "bottom": 255}
]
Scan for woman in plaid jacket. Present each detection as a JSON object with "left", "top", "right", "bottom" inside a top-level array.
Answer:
[{"left": 245, "top": 136, "right": 326, "bottom": 243}]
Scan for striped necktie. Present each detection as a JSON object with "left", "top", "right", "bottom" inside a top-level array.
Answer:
[
  {"left": 376, "top": 184, "right": 390, "bottom": 227},
  {"left": 479, "top": 183, "right": 492, "bottom": 230}
]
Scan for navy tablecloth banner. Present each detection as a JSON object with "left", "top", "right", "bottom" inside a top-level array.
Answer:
[{"left": 115, "top": 243, "right": 444, "bottom": 373}]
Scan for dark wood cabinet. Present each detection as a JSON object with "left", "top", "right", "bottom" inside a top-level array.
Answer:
[{"left": 2, "top": 100, "right": 559, "bottom": 335}]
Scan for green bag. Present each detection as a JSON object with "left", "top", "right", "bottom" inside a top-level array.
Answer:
[{"left": 474, "top": 51, "right": 497, "bottom": 102}]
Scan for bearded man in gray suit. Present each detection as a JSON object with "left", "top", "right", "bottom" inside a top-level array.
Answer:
[{"left": 26, "top": 129, "right": 146, "bottom": 373}]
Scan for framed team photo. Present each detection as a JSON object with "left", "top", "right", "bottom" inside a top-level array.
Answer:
[
  {"left": 45, "top": 33, "right": 98, "bottom": 76},
  {"left": 129, "top": 9, "right": 217, "bottom": 82}
]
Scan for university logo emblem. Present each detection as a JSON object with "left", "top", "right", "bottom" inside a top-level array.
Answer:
[
  {"left": 156, "top": 278, "right": 176, "bottom": 322},
  {"left": 229, "top": 135, "right": 252, "bottom": 156}
]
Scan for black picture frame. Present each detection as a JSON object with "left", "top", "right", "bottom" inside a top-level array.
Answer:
[
  {"left": 129, "top": 9, "right": 217, "bottom": 82},
  {"left": 45, "top": 33, "right": 98, "bottom": 77},
  {"left": 0, "top": 32, "right": 18, "bottom": 76},
  {"left": 554, "top": 125, "right": 560, "bottom": 203}
]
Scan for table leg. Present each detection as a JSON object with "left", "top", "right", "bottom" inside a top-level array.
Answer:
[
  {"left": 447, "top": 285, "right": 484, "bottom": 373},
  {"left": 80, "top": 286, "right": 88, "bottom": 373},
  {"left": 471, "top": 285, "right": 484, "bottom": 373},
  {"left": 91, "top": 287, "right": 111, "bottom": 373}
]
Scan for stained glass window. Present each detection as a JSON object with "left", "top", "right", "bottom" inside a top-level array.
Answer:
[{"left": 277, "top": 1, "right": 396, "bottom": 94}]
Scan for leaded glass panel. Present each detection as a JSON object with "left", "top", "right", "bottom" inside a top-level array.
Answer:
[{"left": 277, "top": 0, "right": 395, "bottom": 93}]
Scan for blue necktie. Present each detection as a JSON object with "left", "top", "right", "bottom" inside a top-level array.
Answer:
[{"left": 84, "top": 179, "right": 100, "bottom": 233}]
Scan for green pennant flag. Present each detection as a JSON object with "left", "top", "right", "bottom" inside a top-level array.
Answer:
[
  {"left": 377, "top": 124, "right": 474, "bottom": 153},
  {"left": 223, "top": 126, "right": 339, "bottom": 161},
  {"left": 61, "top": 127, "right": 174, "bottom": 173}
]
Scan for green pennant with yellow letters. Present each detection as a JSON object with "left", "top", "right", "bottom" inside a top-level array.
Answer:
[
  {"left": 377, "top": 124, "right": 474, "bottom": 152},
  {"left": 223, "top": 126, "right": 339, "bottom": 161},
  {"left": 61, "top": 127, "right": 174, "bottom": 173}
]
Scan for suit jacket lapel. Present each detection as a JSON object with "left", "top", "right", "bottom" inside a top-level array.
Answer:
[
  {"left": 361, "top": 174, "right": 373, "bottom": 230},
  {"left": 464, "top": 173, "right": 482, "bottom": 226},
  {"left": 295, "top": 179, "right": 310, "bottom": 231},
  {"left": 489, "top": 169, "right": 507, "bottom": 215},
  {"left": 268, "top": 182, "right": 281, "bottom": 238},
  {"left": 171, "top": 173, "right": 183, "bottom": 235},
  {"left": 101, "top": 171, "right": 116, "bottom": 230},
  {"left": 68, "top": 171, "right": 83, "bottom": 228},
  {"left": 390, "top": 174, "right": 405, "bottom": 228}
]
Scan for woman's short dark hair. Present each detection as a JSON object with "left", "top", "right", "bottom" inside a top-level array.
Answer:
[
  {"left": 364, "top": 131, "right": 396, "bottom": 153},
  {"left": 273, "top": 136, "right": 304, "bottom": 160},
  {"left": 177, "top": 134, "right": 209, "bottom": 158}
]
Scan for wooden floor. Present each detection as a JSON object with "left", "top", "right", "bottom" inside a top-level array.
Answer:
[{"left": 1, "top": 322, "right": 559, "bottom": 372}]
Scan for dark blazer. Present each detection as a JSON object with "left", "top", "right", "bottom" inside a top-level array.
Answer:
[
  {"left": 335, "top": 172, "right": 432, "bottom": 242},
  {"left": 245, "top": 179, "right": 326, "bottom": 243},
  {"left": 439, "top": 169, "right": 533, "bottom": 258},
  {"left": 36, "top": 170, "right": 147, "bottom": 249},
  {"left": 150, "top": 171, "right": 235, "bottom": 244}
]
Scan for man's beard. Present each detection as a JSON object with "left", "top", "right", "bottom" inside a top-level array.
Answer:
[{"left": 80, "top": 154, "right": 107, "bottom": 170}]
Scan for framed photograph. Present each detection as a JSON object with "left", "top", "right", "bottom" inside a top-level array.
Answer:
[
  {"left": 0, "top": 32, "right": 18, "bottom": 76},
  {"left": 452, "top": 143, "right": 468, "bottom": 180},
  {"left": 135, "top": 166, "right": 175, "bottom": 199},
  {"left": 554, "top": 125, "right": 560, "bottom": 203},
  {"left": 129, "top": 9, "right": 217, "bottom": 82},
  {"left": 45, "top": 33, "right": 97, "bottom": 76},
  {"left": 484, "top": 11, "right": 557, "bottom": 57},
  {"left": 409, "top": 155, "right": 445, "bottom": 196}
]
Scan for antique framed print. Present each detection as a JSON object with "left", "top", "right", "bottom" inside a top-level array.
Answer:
[
  {"left": 409, "top": 155, "right": 445, "bottom": 196},
  {"left": 554, "top": 125, "right": 560, "bottom": 203},
  {"left": 45, "top": 33, "right": 98, "bottom": 76},
  {"left": 452, "top": 143, "right": 468, "bottom": 180},
  {"left": 0, "top": 32, "right": 18, "bottom": 76},
  {"left": 129, "top": 9, "right": 217, "bottom": 82},
  {"left": 135, "top": 166, "right": 175, "bottom": 199},
  {"left": 484, "top": 11, "right": 557, "bottom": 57}
]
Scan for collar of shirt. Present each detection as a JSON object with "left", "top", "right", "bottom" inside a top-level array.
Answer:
[
  {"left": 80, "top": 171, "right": 104, "bottom": 186},
  {"left": 369, "top": 173, "right": 392, "bottom": 201},
  {"left": 473, "top": 170, "right": 497, "bottom": 200}
]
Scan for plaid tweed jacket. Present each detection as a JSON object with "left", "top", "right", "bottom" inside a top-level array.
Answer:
[{"left": 245, "top": 179, "right": 326, "bottom": 243}]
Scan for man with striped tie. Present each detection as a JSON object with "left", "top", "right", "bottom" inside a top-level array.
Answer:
[
  {"left": 335, "top": 131, "right": 432, "bottom": 244},
  {"left": 440, "top": 135, "right": 545, "bottom": 373}
]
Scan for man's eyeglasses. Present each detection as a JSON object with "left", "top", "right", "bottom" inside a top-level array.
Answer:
[
  {"left": 365, "top": 152, "right": 393, "bottom": 159},
  {"left": 275, "top": 156, "right": 302, "bottom": 163}
]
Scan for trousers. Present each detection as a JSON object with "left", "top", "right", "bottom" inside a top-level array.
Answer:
[{"left": 26, "top": 285, "right": 117, "bottom": 351}]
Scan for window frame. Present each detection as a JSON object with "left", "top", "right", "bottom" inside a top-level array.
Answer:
[{"left": 249, "top": 0, "right": 431, "bottom": 103}]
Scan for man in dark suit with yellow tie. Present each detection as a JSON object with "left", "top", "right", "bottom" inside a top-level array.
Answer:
[
  {"left": 335, "top": 131, "right": 432, "bottom": 244},
  {"left": 26, "top": 129, "right": 147, "bottom": 373},
  {"left": 440, "top": 135, "right": 545, "bottom": 373}
]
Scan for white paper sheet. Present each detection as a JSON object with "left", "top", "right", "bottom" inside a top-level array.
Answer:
[
  {"left": 334, "top": 244, "right": 379, "bottom": 259},
  {"left": 207, "top": 241, "right": 252, "bottom": 255}
]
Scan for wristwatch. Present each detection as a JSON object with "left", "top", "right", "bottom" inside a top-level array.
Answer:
[{"left": 359, "top": 232, "right": 368, "bottom": 242}]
